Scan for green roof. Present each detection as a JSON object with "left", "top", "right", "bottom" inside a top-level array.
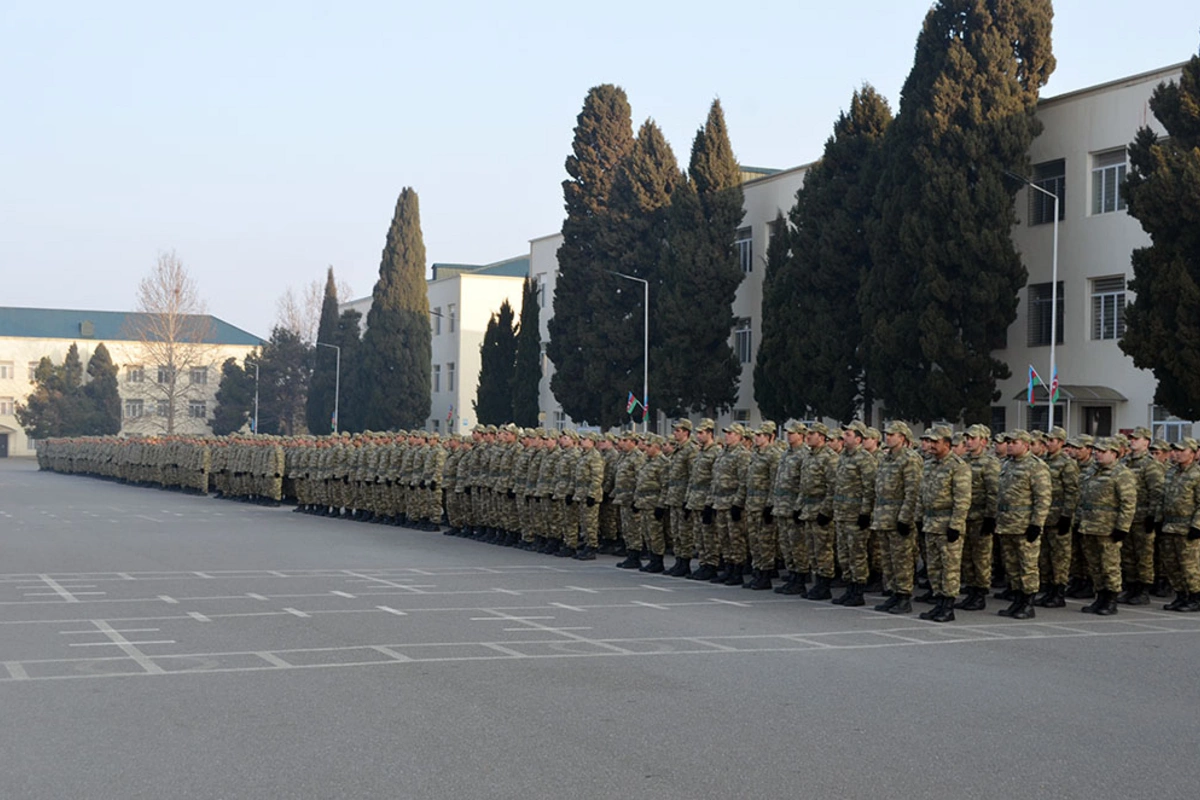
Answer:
[
  {"left": 0, "top": 307, "right": 263, "bottom": 346},
  {"left": 430, "top": 256, "right": 529, "bottom": 282}
]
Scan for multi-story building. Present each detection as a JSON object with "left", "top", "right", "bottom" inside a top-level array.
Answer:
[{"left": 0, "top": 307, "right": 261, "bottom": 456}]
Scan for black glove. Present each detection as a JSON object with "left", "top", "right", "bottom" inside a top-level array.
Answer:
[
  {"left": 1142, "top": 516, "right": 1155, "bottom": 533},
  {"left": 1156, "top": 520, "right": 1164, "bottom": 535},
  {"left": 857, "top": 513, "right": 871, "bottom": 530},
  {"left": 464, "top": 487, "right": 471, "bottom": 496},
  {"left": 419, "top": 481, "right": 426, "bottom": 488},
  {"left": 816, "top": 513, "right": 832, "bottom": 527},
  {"left": 946, "top": 527, "right": 961, "bottom": 544},
  {"left": 1025, "top": 525, "right": 1041, "bottom": 543},
  {"left": 730, "top": 506, "right": 743, "bottom": 522},
  {"left": 1188, "top": 527, "right": 1200, "bottom": 541},
  {"left": 525, "top": 495, "right": 533, "bottom": 505},
  {"left": 793, "top": 510, "right": 802, "bottom": 524},
  {"left": 586, "top": 497, "right": 595, "bottom": 507},
  {"left": 896, "top": 520, "right": 911, "bottom": 537},
  {"left": 1056, "top": 516, "right": 1071, "bottom": 536},
  {"left": 763, "top": 507, "right": 773, "bottom": 524},
  {"left": 1110, "top": 528, "right": 1127, "bottom": 543},
  {"left": 683, "top": 508, "right": 692, "bottom": 520},
  {"left": 565, "top": 496, "right": 574, "bottom": 506},
  {"left": 654, "top": 507, "right": 664, "bottom": 520},
  {"left": 507, "top": 489, "right": 516, "bottom": 499},
  {"left": 982, "top": 517, "right": 997, "bottom": 536},
  {"left": 701, "top": 506, "right": 714, "bottom": 525},
  {"left": 429, "top": 482, "right": 438, "bottom": 491}
]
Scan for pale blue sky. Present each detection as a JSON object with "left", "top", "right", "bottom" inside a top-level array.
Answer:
[{"left": 2, "top": 1, "right": 1196, "bottom": 337}]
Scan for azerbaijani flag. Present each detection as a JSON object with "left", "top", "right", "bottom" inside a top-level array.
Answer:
[
  {"left": 447, "top": 405, "right": 454, "bottom": 422},
  {"left": 625, "top": 392, "right": 640, "bottom": 414},
  {"left": 1050, "top": 366, "right": 1060, "bottom": 404},
  {"left": 1028, "top": 365, "right": 1045, "bottom": 406}
]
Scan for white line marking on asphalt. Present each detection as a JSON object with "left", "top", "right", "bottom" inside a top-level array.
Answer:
[
  {"left": 632, "top": 601, "right": 670, "bottom": 610},
  {"left": 639, "top": 584, "right": 673, "bottom": 592},
  {"left": 159, "top": 595, "right": 178, "bottom": 604},
  {"left": 4, "top": 662, "right": 29, "bottom": 680},
  {"left": 874, "top": 631, "right": 930, "bottom": 644},
  {"left": 331, "top": 591, "right": 356, "bottom": 598},
  {"left": 503, "top": 626, "right": 592, "bottom": 632},
  {"left": 566, "top": 585, "right": 598, "bottom": 593},
  {"left": 781, "top": 636, "right": 834, "bottom": 648},
  {"left": 188, "top": 612, "right": 211, "bottom": 622},
  {"left": 283, "top": 608, "right": 310, "bottom": 618},
  {"left": 689, "top": 638, "right": 740, "bottom": 651},
  {"left": 376, "top": 606, "right": 408, "bottom": 616},
  {"left": 369, "top": 645, "right": 413, "bottom": 662},
  {"left": 410, "top": 568, "right": 437, "bottom": 575},
  {"left": 117, "top": 573, "right": 135, "bottom": 580},
  {"left": 343, "top": 571, "right": 429, "bottom": 594},
  {"left": 70, "top": 640, "right": 176, "bottom": 647},
  {"left": 247, "top": 593, "right": 269, "bottom": 601},
  {"left": 481, "top": 643, "right": 526, "bottom": 658},
  {"left": 709, "top": 598, "right": 751, "bottom": 607},
  {"left": 270, "top": 571, "right": 287, "bottom": 577},
  {"left": 469, "top": 616, "right": 554, "bottom": 621},
  {"left": 194, "top": 572, "right": 213, "bottom": 579},
  {"left": 550, "top": 602, "right": 586, "bottom": 612},
  {"left": 92, "top": 620, "right": 165, "bottom": 674},
  {"left": 59, "top": 628, "right": 160, "bottom": 635},
  {"left": 493, "top": 588, "right": 521, "bottom": 595},
  {"left": 38, "top": 575, "right": 81, "bottom": 603},
  {"left": 133, "top": 515, "right": 161, "bottom": 524},
  {"left": 256, "top": 652, "right": 291, "bottom": 668}
]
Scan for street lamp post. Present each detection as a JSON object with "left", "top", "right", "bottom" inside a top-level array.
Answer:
[
  {"left": 315, "top": 342, "right": 341, "bottom": 433},
  {"left": 253, "top": 361, "right": 259, "bottom": 434},
  {"left": 609, "top": 271, "right": 649, "bottom": 433},
  {"left": 1009, "top": 171, "right": 1059, "bottom": 433}
]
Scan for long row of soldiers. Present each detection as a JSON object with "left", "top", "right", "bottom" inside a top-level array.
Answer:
[{"left": 36, "top": 418, "right": 1200, "bottom": 620}]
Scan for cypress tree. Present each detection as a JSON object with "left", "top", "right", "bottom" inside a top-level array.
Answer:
[
  {"left": 16, "top": 356, "right": 67, "bottom": 439},
  {"left": 360, "top": 187, "right": 432, "bottom": 431},
  {"left": 210, "top": 357, "right": 254, "bottom": 435},
  {"left": 547, "top": 84, "right": 635, "bottom": 427},
  {"left": 753, "top": 211, "right": 797, "bottom": 421},
  {"left": 306, "top": 266, "right": 341, "bottom": 434},
  {"left": 511, "top": 277, "right": 542, "bottom": 427},
  {"left": 1120, "top": 51, "right": 1200, "bottom": 419},
  {"left": 84, "top": 343, "right": 122, "bottom": 435},
  {"left": 862, "top": 0, "right": 1055, "bottom": 423},
  {"left": 758, "top": 86, "right": 893, "bottom": 423},
  {"left": 474, "top": 300, "right": 518, "bottom": 425},
  {"left": 333, "top": 309, "right": 365, "bottom": 432},
  {"left": 257, "top": 326, "right": 312, "bottom": 435},
  {"left": 654, "top": 100, "right": 744, "bottom": 418}
]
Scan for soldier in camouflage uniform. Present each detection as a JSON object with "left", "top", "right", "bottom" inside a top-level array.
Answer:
[
  {"left": 799, "top": 423, "right": 839, "bottom": 599},
  {"left": 995, "top": 430, "right": 1052, "bottom": 619},
  {"left": 1065, "top": 434, "right": 1098, "bottom": 598},
  {"left": 744, "top": 423, "right": 782, "bottom": 590},
  {"left": 1076, "top": 437, "right": 1137, "bottom": 615},
  {"left": 597, "top": 435, "right": 622, "bottom": 553},
  {"left": 914, "top": 425, "right": 972, "bottom": 622},
  {"left": 631, "top": 435, "right": 670, "bottom": 572},
  {"left": 534, "top": 430, "right": 562, "bottom": 553},
  {"left": 707, "top": 423, "right": 752, "bottom": 586},
  {"left": 956, "top": 424, "right": 1001, "bottom": 611},
  {"left": 570, "top": 431, "right": 605, "bottom": 559},
  {"left": 868, "top": 421, "right": 922, "bottom": 613},
  {"left": 771, "top": 421, "right": 809, "bottom": 595},
  {"left": 685, "top": 419, "right": 722, "bottom": 582},
  {"left": 614, "top": 432, "right": 648, "bottom": 568},
  {"left": 1033, "top": 427, "right": 1080, "bottom": 607},
  {"left": 1117, "top": 426, "right": 1164, "bottom": 605},
  {"left": 551, "top": 430, "right": 581, "bottom": 556},
  {"left": 826, "top": 421, "right": 876, "bottom": 601},
  {"left": 664, "top": 420, "right": 699, "bottom": 577},
  {"left": 1157, "top": 437, "right": 1200, "bottom": 611}
]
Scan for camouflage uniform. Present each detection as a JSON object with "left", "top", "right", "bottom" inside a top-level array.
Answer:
[
  {"left": 962, "top": 431, "right": 1001, "bottom": 598},
  {"left": 571, "top": 437, "right": 605, "bottom": 554},
  {"left": 1157, "top": 443, "right": 1200, "bottom": 607},
  {"left": 633, "top": 447, "right": 670, "bottom": 563},
  {"left": 996, "top": 433, "right": 1052, "bottom": 604},
  {"left": 799, "top": 430, "right": 838, "bottom": 593},
  {"left": 685, "top": 423, "right": 722, "bottom": 578},
  {"left": 831, "top": 424, "right": 877, "bottom": 593},
  {"left": 745, "top": 432, "right": 782, "bottom": 577},
  {"left": 613, "top": 438, "right": 646, "bottom": 556},
  {"left": 708, "top": 427, "right": 752, "bottom": 577},
  {"left": 1122, "top": 444, "right": 1165, "bottom": 590},
  {"left": 918, "top": 441, "right": 972, "bottom": 601},
  {"left": 1077, "top": 439, "right": 1137, "bottom": 600},
  {"left": 770, "top": 428, "right": 807, "bottom": 582},
  {"left": 664, "top": 425, "right": 699, "bottom": 573},
  {"left": 1039, "top": 438, "right": 1080, "bottom": 591},
  {"left": 871, "top": 433, "right": 922, "bottom": 597}
]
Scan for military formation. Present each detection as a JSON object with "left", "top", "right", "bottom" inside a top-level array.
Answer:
[{"left": 36, "top": 420, "right": 1200, "bottom": 618}]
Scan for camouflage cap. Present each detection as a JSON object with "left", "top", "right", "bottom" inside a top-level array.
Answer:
[
  {"left": 1171, "top": 437, "right": 1199, "bottom": 451},
  {"left": 502, "top": 423, "right": 519, "bottom": 434},
  {"left": 865, "top": 426, "right": 881, "bottom": 441},
  {"left": 1131, "top": 426, "right": 1153, "bottom": 440},
  {"left": 758, "top": 421, "right": 777, "bottom": 436},
  {"left": 828, "top": 428, "right": 844, "bottom": 440},
  {"left": 723, "top": 422, "right": 747, "bottom": 437},
  {"left": 563, "top": 429, "right": 580, "bottom": 440},
  {"left": 884, "top": 420, "right": 913, "bottom": 440},
  {"left": 1032, "top": 430, "right": 1047, "bottom": 442},
  {"left": 1009, "top": 429, "right": 1034, "bottom": 444},
  {"left": 582, "top": 431, "right": 599, "bottom": 442},
  {"left": 1151, "top": 438, "right": 1171, "bottom": 451},
  {"left": 950, "top": 432, "right": 964, "bottom": 446},
  {"left": 926, "top": 424, "right": 955, "bottom": 442},
  {"left": 1093, "top": 437, "right": 1120, "bottom": 453},
  {"left": 842, "top": 420, "right": 868, "bottom": 436},
  {"left": 673, "top": 419, "right": 693, "bottom": 432},
  {"left": 696, "top": 418, "right": 716, "bottom": 432},
  {"left": 808, "top": 422, "right": 830, "bottom": 437},
  {"left": 965, "top": 423, "right": 992, "bottom": 440},
  {"left": 1047, "top": 426, "right": 1068, "bottom": 441},
  {"left": 1113, "top": 433, "right": 1130, "bottom": 449},
  {"left": 604, "top": 432, "right": 619, "bottom": 443},
  {"left": 785, "top": 420, "right": 809, "bottom": 435},
  {"left": 1067, "top": 434, "right": 1095, "bottom": 448},
  {"left": 485, "top": 424, "right": 498, "bottom": 434}
]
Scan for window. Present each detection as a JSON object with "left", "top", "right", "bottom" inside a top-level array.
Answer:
[
  {"left": 433, "top": 307, "right": 441, "bottom": 335},
  {"left": 1027, "top": 282, "right": 1064, "bottom": 347},
  {"left": 447, "top": 362, "right": 456, "bottom": 392},
  {"left": 735, "top": 318, "right": 752, "bottom": 364},
  {"left": 189, "top": 367, "right": 208, "bottom": 385},
  {"left": 735, "top": 227, "right": 753, "bottom": 274},
  {"left": 553, "top": 410, "right": 566, "bottom": 431},
  {"left": 1091, "top": 276, "right": 1126, "bottom": 340},
  {"left": 27, "top": 438, "right": 37, "bottom": 451},
  {"left": 188, "top": 400, "right": 206, "bottom": 419},
  {"left": 1028, "top": 404, "right": 1064, "bottom": 431},
  {"left": 0, "top": 397, "right": 13, "bottom": 416},
  {"left": 990, "top": 406, "right": 1007, "bottom": 434},
  {"left": 732, "top": 409, "right": 750, "bottom": 423},
  {"left": 157, "top": 366, "right": 174, "bottom": 384},
  {"left": 124, "top": 399, "right": 145, "bottom": 418},
  {"left": 1152, "top": 406, "right": 1194, "bottom": 444},
  {"left": 1091, "top": 149, "right": 1127, "bottom": 215},
  {"left": 433, "top": 364, "right": 441, "bottom": 393},
  {"left": 448, "top": 304, "right": 457, "bottom": 333},
  {"left": 1082, "top": 406, "right": 1112, "bottom": 437},
  {"left": 126, "top": 366, "right": 144, "bottom": 383},
  {"left": 156, "top": 400, "right": 170, "bottom": 417},
  {"left": 431, "top": 418, "right": 440, "bottom": 432},
  {"left": 0, "top": 362, "right": 12, "bottom": 380},
  {"left": 28, "top": 362, "right": 39, "bottom": 380},
  {"left": 536, "top": 274, "right": 546, "bottom": 308},
  {"left": 1029, "top": 159, "right": 1065, "bottom": 225}
]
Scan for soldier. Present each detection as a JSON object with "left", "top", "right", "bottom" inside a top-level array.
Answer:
[
  {"left": 1033, "top": 426, "right": 1080, "bottom": 607},
  {"left": 520, "top": 432, "right": 544, "bottom": 550},
  {"left": 664, "top": 420, "right": 699, "bottom": 577},
  {"left": 1065, "top": 434, "right": 1098, "bottom": 599},
  {"left": 552, "top": 430, "right": 582, "bottom": 556},
  {"left": 614, "top": 432, "right": 648, "bottom": 568},
  {"left": 1150, "top": 437, "right": 1174, "bottom": 596},
  {"left": 1117, "top": 426, "right": 1164, "bottom": 605},
  {"left": 708, "top": 423, "right": 752, "bottom": 586},
  {"left": 798, "top": 423, "right": 838, "bottom": 599},
  {"left": 771, "top": 421, "right": 809, "bottom": 595},
  {"left": 744, "top": 423, "right": 782, "bottom": 590},
  {"left": 915, "top": 425, "right": 972, "bottom": 622},
  {"left": 685, "top": 419, "right": 722, "bottom": 582},
  {"left": 827, "top": 421, "right": 876, "bottom": 602},
  {"left": 632, "top": 435, "right": 670, "bottom": 572},
  {"left": 868, "top": 421, "right": 922, "bottom": 612},
  {"left": 571, "top": 431, "right": 605, "bottom": 559},
  {"left": 598, "top": 434, "right": 622, "bottom": 554},
  {"left": 1076, "top": 437, "right": 1137, "bottom": 615},
  {"left": 955, "top": 424, "right": 1000, "bottom": 611},
  {"left": 995, "top": 430, "right": 1052, "bottom": 619},
  {"left": 1157, "top": 437, "right": 1200, "bottom": 611},
  {"left": 534, "top": 430, "right": 562, "bottom": 553}
]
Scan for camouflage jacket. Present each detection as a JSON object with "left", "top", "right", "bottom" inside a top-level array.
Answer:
[
  {"left": 966, "top": 451, "right": 1001, "bottom": 521},
  {"left": 633, "top": 453, "right": 670, "bottom": 510},
  {"left": 1125, "top": 451, "right": 1165, "bottom": 523},
  {"left": 796, "top": 445, "right": 836, "bottom": 521},
  {"left": 708, "top": 445, "right": 750, "bottom": 510},
  {"left": 832, "top": 445, "right": 876, "bottom": 523},
  {"left": 1159, "top": 461, "right": 1200, "bottom": 534},
  {"left": 1077, "top": 461, "right": 1137, "bottom": 536},
  {"left": 685, "top": 442, "right": 721, "bottom": 511},
  {"left": 664, "top": 440, "right": 698, "bottom": 508},
  {"left": 871, "top": 446, "right": 922, "bottom": 530},
  {"left": 744, "top": 443, "right": 781, "bottom": 512},
  {"left": 996, "top": 452, "right": 1052, "bottom": 535},
  {"left": 612, "top": 448, "right": 646, "bottom": 507},
  {"left": 572, "top": 447, "right": 605, "bottom": 502},
  {"left": 770, "top": 444, "right": 806, "bottom": 516},
  {"left": 1046, "top": 450, "right": 1079, "bottom": 522},
  {"left": 917, "top": 452, "right": 971, "bottom": 534}
]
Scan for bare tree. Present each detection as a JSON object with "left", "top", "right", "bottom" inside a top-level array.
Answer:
[
  {"left": 275, "top": 273, "right": 353, "bottom": 344},
  {"left": 123, "top": 250, "right": 216, "bottom": 434}
]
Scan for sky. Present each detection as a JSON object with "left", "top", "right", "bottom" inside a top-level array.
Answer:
[{"left": 2, "top": 1, "right": 1197, "bottom": 339}]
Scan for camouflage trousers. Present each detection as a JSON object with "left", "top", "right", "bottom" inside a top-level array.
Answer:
[
  {"left": 777, "top": 515, "right": 805, "bottom": 572},
  {"left": 600, "top": 501, "right": 619, "bottom": 542},
  {"left": 449, "top": 491, "right": 467, "bottom": 529},
  {"left": 1161, "top": 533, "right": 1200, "bottom": 593},
  {"left": 746, "top": 511, "right": 776, "bottom": 571},
  {"left": 639, "top": 508, "right": 666, "bottom": 556},
  {"left": 695, "top": 514, "right": 719, "bottom": 567},
  {"left": 620, "top": 506, "right": 641, "bottom": 552},
  {"left": 1120, "top": 522, "right": 1156, "bottom": 584},
  {"left": 806, "top": 519, "right": 836, "bottom": 579},
  {"left": 960, "top": 519, "right": 993, "bottom": 590},
  {"left": 1070, "top": 530, "right": 1089, "bottom": 580},
  {"left": 565, "top": 500, "right": 597, "bottom": 549},
  {"left": 998, "top": 535, "right": 1041, "bottom": 594},
  {"left": 714, "top": 510, "right": 748, "bottom": 565},
  {"left": 926, "top": 532, "right": 963, "bottom": 597},
  {"left": 670, "top": 507, "right": 693, "bottom": 559},
  {"left": 838, "top": 521, "right": 872, "bottom": 583},
  {"left": 548, "top": 499, "right": 568, "bottom": 542},
  {"left": 879, "top": 529, "right": 915, "bottom": 594},
  {"left": 1038, "top": 519, "right": 1073, "bottom": 586},
  {"left": 1082, "top": 535, "right": 1123, "bottom": 592}
]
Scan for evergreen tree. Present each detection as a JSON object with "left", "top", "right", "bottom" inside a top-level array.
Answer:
[
  {"left": 547, "top": 84, "right": 635, "bottom": 427},
  {"left": 257, "top": 326, "right": 312, "bottom": 435},
  {"left": 757, "top": 86, "right": 893, "bottom": 422},
  {"left": 654, "top": 100, "right": 744, "bottom": 418},
  {"left": 57, "top": 343, "right": 93, "bottom": 436},
  {"left": 861, "top": 0, "right": 1055, "bottom": 422},
  {"left": 306, "top": 266, "right": 341, "bottom": 434},
  {"left": 1120, "top": 51, "right": 1200, "bottom": 419},
  {"left": 360, "top": 187, "right": 432, "bottom": 431},
  {"left": 16, "top": 357, "right": 68, "bottom": 440},
  {"left": 511, "top": 277, "right": 542, "bottom": 427},
  {"left": 474, "top": 300, "right": 518, "bottom": 424},
  {"left": 333, "top": 309, "right": 365, "bottom": 432},
  {"left": 83, "top": 343, "right": 122, "bottom": 435},
  {"left": 211, "top": 357, "right": 254, "bottom": 435}
]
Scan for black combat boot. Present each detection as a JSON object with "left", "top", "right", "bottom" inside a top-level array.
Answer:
[
  {"left": 711, "top": 560, "right": 731, "bottom": 584},
  {"left": 875, "top": 593, "right": 900, "bottom": 612},
  {"left": 745, "top": 570, "right": 773, "bottom": 591},
  {"left": 1121, "top": 582, "right": 1150, "bottom": 606},
  {"left": 805, "top": 575, "right": 832, "bottom": 600},
  {"left": 1010, "top": 591, "right": 1036, "bottom": 619},
  {"left": 1093, "top": 589, "right": 1118, "bottom": 615},
  {"left": 1151, "top": 576, "right": 1171, "bottom": 597},
  {"left": 573, "top": 545, "right": 597, "bottom": 561},
  {"left": 920, "top": 596, "right": 946, "bottom": 621},
  {"left": 832, "top": 582, "right": 856, "bottom": 605},
  {"left": 778, "top": 572, "right": 807, "bottom": 596},
  {"left": 994, "top": 586, "right": 1017, "bottom": 601},
  {"left": 616, "top": 552, "right": 642, "bottom": 569},
  {"left": 665, "top": 557, "right": 692, "bottom": 578},
  {"left": 1165, "top": 591, "right": 1190, "bottom": 611},
  {"left": 931, "top": 596, "right": 957, "bottom": 623},
  {"left": 999, "top": 592, "right": 1025, "bottom": 617},
  {"left": 690, "top": 564, "right": 718, "bottom": 581},
  {"left": 1081, "top": 591, "right": 1107, "bottom": 614},
  {"left": 1066, "top": 577, "right": 1095, "bottom": 599},
  {"left": 915, "top": 587, "right": 938, "bottom": 604},
  {"left": 639, "top": 554, "right": 665, "bottom": 573},
  {"left": 843, "top": 583, "right": 865, "bottom": 607},
  {"left": 722, "top": 563, "right": 745, "bottom": 586},
  {"left": 955, "top": 587, "right": 987, "bottom": 611},
  {"left": 1178, "top": 593, "right": 1200, "bottom": 612},
  {"left": 887, "top": 593, "right": 912, "bottom": 614}
]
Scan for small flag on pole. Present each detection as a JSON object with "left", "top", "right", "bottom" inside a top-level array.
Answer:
[
  {"left": 447, "top": 405, "right": 454, "bottom": 422},
  {"left": 331, "top": 411, "right": 337, "bottom": 432},
  {"left": 1050, "top": 366, "right": 1060, "bottom": 404},
  {"left": 625, "top": 392, "right": 641, "bottom": 415},
  {"left": 1027, "top": 365, "right": 1045, "bottom": 407}
]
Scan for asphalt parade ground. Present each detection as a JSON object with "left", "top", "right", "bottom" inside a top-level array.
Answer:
[{"left": 1, "top": 458, "right": 1198, "bottom": 799}]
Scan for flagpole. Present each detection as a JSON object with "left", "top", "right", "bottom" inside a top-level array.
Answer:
[{"left": 609, "top": 271, "right": 649, "bottom": 433}]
